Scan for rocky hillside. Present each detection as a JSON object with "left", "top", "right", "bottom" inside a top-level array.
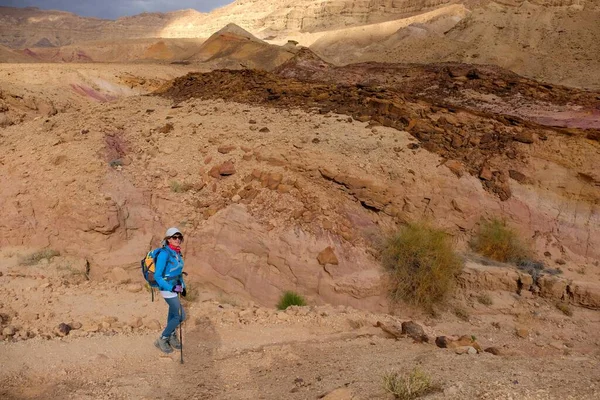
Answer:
[{"left": 1, "top": 58, "right": 598, "bottom": 311}]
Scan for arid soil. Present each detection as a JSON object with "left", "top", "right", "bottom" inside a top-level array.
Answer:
[
  {"left": 1, "top": 249, "right": 600, "bottom": 400},
  {"left": 0, "top": 57, "right": 599, "bottom": 399}
]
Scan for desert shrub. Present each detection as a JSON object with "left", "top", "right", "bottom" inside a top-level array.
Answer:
[
  {"left": 383, "top": 368, "right": 440, "bottom": 400},
  {"left": 477, "top": 293, "right": 493, "bottom": 306},
  {"left": 471, "top": 218, "right": 530, "bottom": 263},
  {"left": 382, "top": 223, "right": 463, "bottom": 309},
  {"left": 277, "top": 291, "right": 306, "bottom": 310},
  {"left": 556, "top": 302, "right": 573, "bottom": 317},
  {"left": 19, "top": 249, "right": 60, "bottom": 266}
]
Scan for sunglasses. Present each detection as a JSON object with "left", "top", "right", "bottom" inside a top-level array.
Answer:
[{"left": 171, "top": 235, "right": 184, "bottom": 242}]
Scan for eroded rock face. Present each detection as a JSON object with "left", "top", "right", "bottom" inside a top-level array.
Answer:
[{"left": 184, "top": 205, "right": 388, "bottom": 311}]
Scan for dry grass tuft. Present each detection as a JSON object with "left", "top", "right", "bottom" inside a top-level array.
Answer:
[
  {"left": 556, "top": 302, "right": 573, "bottom": 317},
  {"left": 477, "top": 293, "right": 493, "bottom": 306},
  {"left": 453, "top": 307, "right": 470, "bottom": 321},
  {"left": 182, "top": 285, "right": 199, "bottom": 302},
  {"left": 383, "top": 368, "right": 441, "bottom": 399},
  {"left": 470, "top": 218, "right": 530, "bottom": 263},
  {"left": 382, "top": 223, "right": 463, "bottom": 310},
  {"left": 19, "top": 249, "right": 60, "bottom": 266}
]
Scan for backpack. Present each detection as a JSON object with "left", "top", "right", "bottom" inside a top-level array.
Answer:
[{"left": 141, "top": 247, "right": 167, "bottom": 301}]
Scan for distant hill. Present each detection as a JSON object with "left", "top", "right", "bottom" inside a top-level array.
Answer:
[
  {"left": 0, "top": 44, "right": 37, "bottom": 62},
  {"left": 189, "top": 24, "right": 298, "bottom": 71},
  {"left": 1, "top": 1, "right": 599, "bottom": 88}
]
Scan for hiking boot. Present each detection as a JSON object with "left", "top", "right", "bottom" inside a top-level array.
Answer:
[
  {"left": 168, "top": 332, "right": 181, "bottom": 350},
  {"left": 154, "top": 336, "right": 173, "bottom": 354}
]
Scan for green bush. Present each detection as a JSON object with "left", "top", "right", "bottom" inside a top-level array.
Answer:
[
  {"left": 382, "top": 223, "right": 463, "bottom": 309},
  {"left": 383, "top": 368, "right": 440, "bottom": 399},
  {"left": 471, "top": 218, "right": 530, "bottom": 263},
  {"left": 277, "top": 291, "right": 306, "bottom": 310}
]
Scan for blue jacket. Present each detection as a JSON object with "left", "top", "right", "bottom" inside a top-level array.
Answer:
[{"left": 154, "top": 246, "right": 185, "bottom": 292}]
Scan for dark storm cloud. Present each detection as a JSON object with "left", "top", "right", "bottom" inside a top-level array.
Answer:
[{"left": 0, "top": 0, "right": 233, "bottom": 19}]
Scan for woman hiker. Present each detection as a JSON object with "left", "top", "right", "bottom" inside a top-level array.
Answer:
[{"left": 154, "top": 227, "right": 187, "bottom": 353}]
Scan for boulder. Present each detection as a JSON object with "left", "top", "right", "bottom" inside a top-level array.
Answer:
[{"left": 401, "top": 321, "right": 428, "bottom": 343}]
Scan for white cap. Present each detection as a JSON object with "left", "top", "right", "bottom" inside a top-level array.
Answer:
[{"left": 165, "top": 227, "right": 182, "bottom": 238}]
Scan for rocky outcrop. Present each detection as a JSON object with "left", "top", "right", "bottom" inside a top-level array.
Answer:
[
  {"left": 184, "top": 204, "right": 388, "bottom": 311},
  {"left": 459, "top": 261, "right": 600, "bottom": 309}
]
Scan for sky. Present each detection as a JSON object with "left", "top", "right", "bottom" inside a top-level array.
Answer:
[{"left": 0, "top": 0, "right": 234, "bottom": 20}]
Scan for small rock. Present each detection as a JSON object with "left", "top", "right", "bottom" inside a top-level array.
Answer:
[
  {"left": 144, "top": 319, "right": 161, "bottom": 330},
  {"left": 276, "top": 312, "right": 289, "bottom": 321},
  {"left": 55, "top": 323, "right": 71, "bottom": 337},
  {"left": 435, "top": 336, "right": 452, "bottom": 348},
  {"left": 484, "top": 347, "right": 501, "bottom": 355},
  {"left": 2, "top": 326, "right": 15, "bottom": 336},
  {"left": 516, "top": 328, "right": 529, "bottom": 338},
  {"left": 509, "top": 169, "right": 528, "bottom": 183},
  {"left": 445, "top": 160, "right": 464, "bottom": 177},
  {"left": 231, "top": 194, "right": 241, "bottom": 203},
  {"left": 158, "top": 123, "right": 174, "bottom": 133},
  {"left": 218, "top": 145, "right": 236, "bottom": 154},
  {"left": 129, "top": 317, "right": 143, "bottom": 328},
  {"left": 514, "top": 132, "right": 534, "bottom": 144},
  {"left": 259, "top": 127, "right": 270, "bottom": 133},
  {"left": 455, "top": 346, "right": 477, "bottom": 355},
  {"left": 219, "top": 161, "right": 236, "bottom": 176},
  {"left": 317, "top": 246, "right": 339, "bottom": 265},
  {"left": 70, "top": 321, "right": 83, "bottom": 330},
  {"left": 479, "top": 166, "right": 493, "bottom": 181},
  {"left": 555, "top": 259, "right": 566, "bottom": 265},
  {"left": 83, "top": 323, "right": 100, "bottom": 333},
  {"left": 401, "top": 321, "right": 428, "bottom": 343}
]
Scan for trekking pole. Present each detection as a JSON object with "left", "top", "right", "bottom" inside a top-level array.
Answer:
[{"left": 179, "top": 295, "right": 184, "bottom": 364}]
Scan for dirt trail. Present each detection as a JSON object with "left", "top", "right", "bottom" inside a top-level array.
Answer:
[{"left": 2, "top": 251, "right": 600, "bottom": 400}]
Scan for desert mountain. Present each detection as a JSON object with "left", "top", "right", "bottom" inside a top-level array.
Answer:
[
  {"left": 0, "top": 1, "right": 448, "bottom": 48},
  {"left": 2, "top": 1, "right": 600, "bottom": 88},
  {"left": 189, "top": 23, "right": 299, "bottom": 70}
]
